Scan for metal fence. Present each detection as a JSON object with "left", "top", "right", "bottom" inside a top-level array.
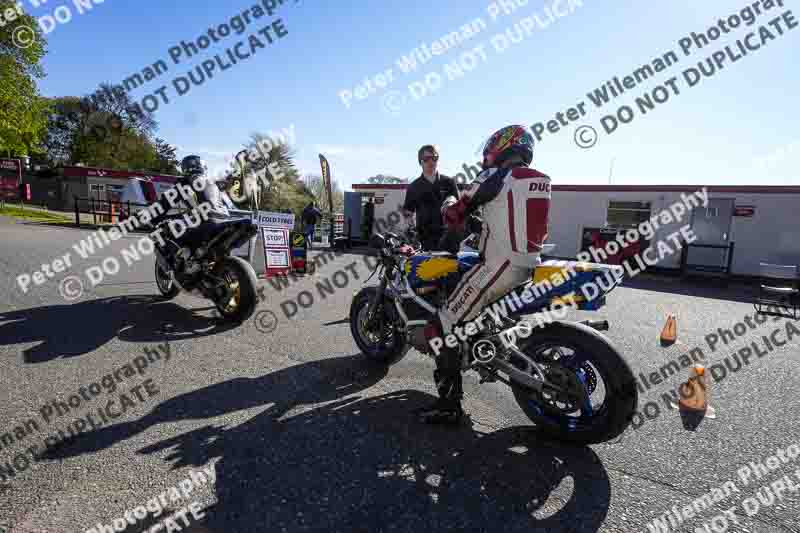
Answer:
[{"left": 72, "top": 195, "right": 149, "bottom": 227}]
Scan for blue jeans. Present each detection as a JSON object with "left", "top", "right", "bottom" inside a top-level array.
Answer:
[{"left": 304, "top": 224, "right": 315, "bottom": 247}]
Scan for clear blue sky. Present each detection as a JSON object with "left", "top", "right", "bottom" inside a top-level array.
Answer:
[{"left": 33, "top": 0, "right": 799, "bottom": 189}]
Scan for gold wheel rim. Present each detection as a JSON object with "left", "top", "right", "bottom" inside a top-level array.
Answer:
[{"left": 221, "top": 272, "right": 241, "bottom": 313}]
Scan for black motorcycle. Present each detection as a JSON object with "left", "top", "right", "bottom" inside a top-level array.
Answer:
[
  {"left": 153, "top": 214, "right": 259, "bottom": 323},
  {"left": 350, "top": 232, "right": 638, "bottom": 444}
]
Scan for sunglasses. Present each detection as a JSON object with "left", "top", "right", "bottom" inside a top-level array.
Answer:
[{"left": 421, "top": 156, "right": 439, "bottom": 163}]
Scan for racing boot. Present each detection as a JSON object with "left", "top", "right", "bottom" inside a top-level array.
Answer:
[{"left": 415, "top": 320, "right": 465, "bottom": 425}]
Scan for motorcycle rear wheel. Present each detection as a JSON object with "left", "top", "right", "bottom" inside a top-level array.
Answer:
[
  {"left": 214, "top": 256, "right": 258, "bottom": 324},
  {"left": 510, "top": 321, "right": 638, "bottom": 445}
]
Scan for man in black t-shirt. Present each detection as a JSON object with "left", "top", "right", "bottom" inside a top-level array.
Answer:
[{"left": 402, "top": 145, "right": 460, "bottom": 251}]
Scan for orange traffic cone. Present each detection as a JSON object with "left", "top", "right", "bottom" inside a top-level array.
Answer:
[
  {"left": 660, "top": 314, "right": 677, "bottom": 345},
  {"left": 670, "top": 364, "right": 716, "bottom": 419}
]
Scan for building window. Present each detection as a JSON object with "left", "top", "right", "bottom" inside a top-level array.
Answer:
[{"left": 606, "top": 201, "right": 651, "bottom": 229}]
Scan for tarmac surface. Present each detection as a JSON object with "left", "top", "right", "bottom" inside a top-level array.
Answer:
[{"left": 1, "top": 216, "right": 799, "bottom": 532}]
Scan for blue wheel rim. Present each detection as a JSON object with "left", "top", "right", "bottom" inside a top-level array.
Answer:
[{"left": 525, "top": 345, "right": 606, "bottom": 432}]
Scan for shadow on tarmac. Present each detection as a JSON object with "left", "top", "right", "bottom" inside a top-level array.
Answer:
[
  {"left": 622, "top": 275, "right": 758, "bottom": 304},
  {"left": 42, "top": 353, "right": 612, "bottom": 532},
  {"left": 0, "top": 295, "right": 238, "bottom": 364}
]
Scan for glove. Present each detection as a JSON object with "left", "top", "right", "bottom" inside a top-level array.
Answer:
[
  {"left": 440, "top": 195, "right": 458, "bottom": 214},
  {"left": 443, "top": 199, "right": 468, "bottom": 231},
  {"left": 398, "top": 244, "right": 415, "bottom": 257}
]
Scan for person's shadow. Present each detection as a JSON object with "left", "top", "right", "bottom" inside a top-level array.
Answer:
[
  {"left": 44, "top": 354, "right": 612, "bottom": 532},
  {"left": 0, "top": 295, "right": 237, "bottom": 364}
]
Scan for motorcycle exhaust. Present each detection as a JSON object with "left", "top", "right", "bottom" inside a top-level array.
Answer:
[{"left": 580, "top": 319, "right": 610, "bottom": 331}]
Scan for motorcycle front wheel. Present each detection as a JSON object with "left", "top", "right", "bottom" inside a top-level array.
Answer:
[
  {"left": 154, "top": 260, "right": 180, "bottom": 300},
  {"left": 350, "top": 286, "right": 408, "bottom": 365},
  {"left": 214, "top": 256, "right": 258, "bottom": 324},
  {"left": 510, "top": 321, "right": 638, "bottom": 445}
]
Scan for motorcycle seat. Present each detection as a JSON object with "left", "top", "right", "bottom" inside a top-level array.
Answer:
[
  {"left": 178, "top": 217, "right": 254, "bottom": 249},
  {"left": 206, "top": 217, "right": 254, "bottom": 228}
]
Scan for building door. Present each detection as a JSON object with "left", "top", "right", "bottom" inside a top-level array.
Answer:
[
  {"left": 686, "top": 198, "right": 735, "bottom": 272},
  {"left": 691, "top": 198, "right": 734, "bottom": 245},
  {"left": 343, "top": 192, "right": 363, "bottom": 240}
]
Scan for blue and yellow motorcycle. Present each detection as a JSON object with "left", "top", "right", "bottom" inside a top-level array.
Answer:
[{"left": 349, "top": 232, "right": 638, "bottom": 444}]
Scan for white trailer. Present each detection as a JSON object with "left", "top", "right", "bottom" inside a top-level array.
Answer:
[{"left": 351, "top": 183, "right": 800, "bottom": 277}]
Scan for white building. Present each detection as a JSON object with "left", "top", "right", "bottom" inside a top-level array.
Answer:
[{"left": 350, "top": 183, "right": 800, "bottom": 278}]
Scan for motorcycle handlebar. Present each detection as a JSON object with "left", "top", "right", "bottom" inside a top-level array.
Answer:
[{"left": 372, "top": 231, "right": 421, "bottom": 258}]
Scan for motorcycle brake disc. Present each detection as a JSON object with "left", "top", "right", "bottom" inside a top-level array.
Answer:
[
  {"left": 540, "top": 363, "right": 596, "bottom": 414},
  {"left": 578, "top": 361, "right": 598, "bottom": 395},
  {"left": 535, "top": 345, "right": 598, "bottom": 396}
]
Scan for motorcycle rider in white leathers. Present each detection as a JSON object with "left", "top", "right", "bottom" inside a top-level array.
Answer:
[{"left": 417, "top": 125, "right": 552, "bottom": 424}]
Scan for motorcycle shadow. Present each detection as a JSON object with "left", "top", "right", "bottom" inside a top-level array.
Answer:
[
  {"left": 0, "top": 295, "right": 238, "bottom": 363},
  {"left": 109, "top": 359, "right": 610, "bottom": 532},
  {"left": 38, "top": 354, "right": 390, "bottom": 459}
]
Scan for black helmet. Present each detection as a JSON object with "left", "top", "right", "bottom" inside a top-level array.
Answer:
[{"left": 181, "top": 155, "right": 207, "bottom": 177}]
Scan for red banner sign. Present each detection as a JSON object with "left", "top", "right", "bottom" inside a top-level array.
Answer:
[{"left": 0, "top": 159, "right": 22, "bottom": 200}]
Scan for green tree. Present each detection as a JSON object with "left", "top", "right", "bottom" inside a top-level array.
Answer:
[
  {"left": 42, "top": 84, "right": 163, "bottom": 170},
  {"left": 224, "top": 133, "right": 314, "bottom": 215},
  {"left": 367, "top": 174, "right": 407, "bottom": 184},
  {"left": 0, "top": 1, "right": 50, "bottom": 156},
  {"left": 303, "top": 173, "right": 344, "bottom": 213},
  {"left": 236, "top": 131, "right": 298, "bottom": 182},
  {"left": 70, "top": 125, "right": 159, "bottom": 170},
  {"left": 41, "top": 96, "right": 83, "bottom": 164},
  {"left": 153, "top": 138, "right": 179, "bottom": 174}
]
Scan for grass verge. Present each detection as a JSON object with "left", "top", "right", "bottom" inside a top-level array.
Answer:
[{"left": 0, "top": 205, "right": 72, "bottom": 222}]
